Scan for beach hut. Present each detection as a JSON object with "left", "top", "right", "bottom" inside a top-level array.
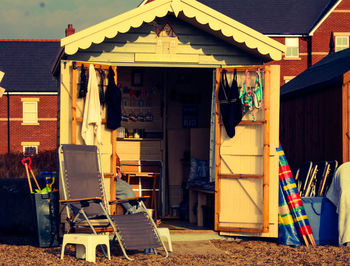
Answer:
[
  {"left": 56, "top": 0, "right": 284, "bottom": 238},
  {"left": 280, "top": 48, "right": 350, "bottom": 173}
]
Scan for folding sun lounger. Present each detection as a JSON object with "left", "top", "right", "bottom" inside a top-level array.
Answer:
[
  {"left": 295, "top": 161, "right": 313, "bottom": 196},
  {"left": 58, "top": 144, "right": 168, "bottom": 261}
]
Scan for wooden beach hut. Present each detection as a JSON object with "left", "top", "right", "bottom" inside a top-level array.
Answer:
[
  {"left": 56, "top": 0, "right": 284, "bottom": 238},
  {"left": 280, "top": 48, "right": 350, "bottom": 173}
]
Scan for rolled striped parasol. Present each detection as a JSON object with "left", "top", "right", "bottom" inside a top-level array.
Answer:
[
  {"left": 278, "top": 182, "right": 302, "bottom": 246},
  {"left": 277, "top": 143, "right": 316, "bottom": 247}
]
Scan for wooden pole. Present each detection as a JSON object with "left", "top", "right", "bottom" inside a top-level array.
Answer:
[
  {"left": 24, "top": 163, "right": 33, "bottom": 193},
  {"left": 214, "top": 68, "right": 221, "bottom": 231},
  {"left": 262, "top": 66, "right": 271, "bottom": 233},
  {"left": 342, "top": 71, "right": 350, "bottom": 162},
  {"left": 110, "top": 65, "right": 118, "bottom": 215},
  {"left": 72, "top": 65, "right": 77, "bottom": 144}
]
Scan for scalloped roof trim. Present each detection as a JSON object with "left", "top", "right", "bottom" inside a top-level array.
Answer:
[{"left": 61, "top": 0, "right": 285, "bottom": 60}]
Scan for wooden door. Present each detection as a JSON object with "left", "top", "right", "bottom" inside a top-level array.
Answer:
[{"left": 214, "top": 66, "right": 280, "bottom": 237}]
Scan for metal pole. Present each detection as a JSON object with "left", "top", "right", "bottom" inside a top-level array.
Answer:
[{"left": 7, "top": 92, "right": 10, "bottom": 153}]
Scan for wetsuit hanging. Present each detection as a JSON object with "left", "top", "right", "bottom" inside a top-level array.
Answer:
[
  {"left": 78, "top": 64, "right": 88, "bottom": 98},
  {"left": 98, "top": 69, "right": 106, "bottom": 108},
  {"left": 218, "top": 69, "right": 243, "bottom": 138},
  {"left": 105, "top": 66, "right": 122, "bottom": 130}
]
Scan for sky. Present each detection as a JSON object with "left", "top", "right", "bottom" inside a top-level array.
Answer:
[{"left": 0, "top": 0, "right": 143, "bottom": 40}]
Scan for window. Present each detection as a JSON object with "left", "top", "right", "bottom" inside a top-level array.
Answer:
[
  {"left": 285, "top": 38, "right": 299, "bottom": 58},
  {"left": 22, "top": 142, "right": 39, "bottom": 155},
  {"left": 335, "top": 36, "right": 349, "bottom": 52},
  {"left": 22, "top": 98, "right": 39, "bottom": 124},
  {"left": 23, "top": 146, "right": 38, "bottom": 155}
]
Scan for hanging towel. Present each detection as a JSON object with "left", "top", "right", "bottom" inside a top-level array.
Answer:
[
  {"left": 81, "top": 64, "right": 102, "bottom": 145},
  {"left": 326, "top": 162, "right": 350, "bottom": 246},
  {"left": 105, "top": 66, "right": 121, "bottom": 130}
]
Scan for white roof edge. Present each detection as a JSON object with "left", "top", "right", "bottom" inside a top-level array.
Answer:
[
  {"left": 309, "top": 0, "right": 343, "bottom": 36},
  {"left": 61, "top": 0, "right": 285, "bottom": 60}
]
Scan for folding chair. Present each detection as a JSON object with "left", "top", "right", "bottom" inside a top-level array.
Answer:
[
  {"left": 295, "top": 161, "right": 313, "bottom": 195},
  {"left": 58, "top": 144, "right": 168, "bottom": 261},
  {"left": 302, "top": 163, "right": 318, "bottom": 197},
  {"left": 307, "top": 161, "right": 329, "bottom": 197},
  {"left": 318, "top": 160, "right": 338, "bottom": 196}
]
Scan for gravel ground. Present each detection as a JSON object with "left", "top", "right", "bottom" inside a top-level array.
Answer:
[{"left": 0, "top": 235, "right": 349, "bottom": 265}]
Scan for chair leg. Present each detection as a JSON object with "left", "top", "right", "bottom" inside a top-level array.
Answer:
[
  {"left": 113, "top": 233, "right": 134, "bottom": 261},
  {"left": 60, "top": 243, "right": 66, "bottom": 260},
  {"left": 85, "top": 244, "right": 96, "bottom": 263},
  {"left": 158, "top": 228, "right": 173, "bottom": 252}
]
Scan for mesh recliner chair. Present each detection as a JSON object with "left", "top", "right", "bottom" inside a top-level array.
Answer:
[{"left": 58, "top": 144, "right": 168, "bottom": 260}]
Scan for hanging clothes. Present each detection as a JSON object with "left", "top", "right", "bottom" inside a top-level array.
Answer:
[
  {"left": 81, "top": 64, "right": 102, "bottom": 145},
  {"left": 218, "top": 69, "right": 243, "bottom": 138},
  {"left": 98, "top": 69, "right": 106, "bottom": 108},
  {"left": 253, "top": 69, "right": 263, "bottom": 108},
  {"left": 105, "top": 66, "right": 122, "bottom": 130},
  {"left": 78, "top": 64, "right": 88, "bottom": 98}
]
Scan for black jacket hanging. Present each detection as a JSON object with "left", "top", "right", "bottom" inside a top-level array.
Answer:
[
  {"left": 218, "top": 69, "right": 243, "bottom": 138},
  {"left": 78, "top": 64, "right": 88, "bottom": 98},
  {"left": 98, "top": 70, "right": 106, "bottom": 108},
  {"left": 105, "top": 66, "right": 121, "bottom": 130}
]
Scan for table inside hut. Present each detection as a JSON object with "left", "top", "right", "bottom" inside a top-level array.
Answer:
[
  {"left": 123, "top": 171, "right": 159, "bottom": 218},
  {"left": 189, "top": 187, "right": 215, "bottom": 228}
]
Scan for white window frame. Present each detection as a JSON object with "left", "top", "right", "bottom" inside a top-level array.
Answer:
[
  {"left": 21, "top": 142, "right": 40, "bottom": 155},
  {"left": 335, "top": 36, "right": 349, "bottom": 52},
  {"left": 22, "top": 98, "right": 39, "bottom": 125},
  {"left": 285, "top": 38, "right": 299, "bottom": 58}
]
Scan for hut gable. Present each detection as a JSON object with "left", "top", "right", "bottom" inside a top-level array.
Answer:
[
  {"left": 61, "top": 0, "right": 285, "bottom": 62},
  {"left": 66, "top": 16, "right": 265, "bottom": 67},
  {"left": 155, "top": 22, "right": 178, "bottom": 54}
]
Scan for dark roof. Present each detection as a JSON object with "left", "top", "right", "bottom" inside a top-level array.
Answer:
[
  {"left": 197, "top": 0, "right": 338, "bottom": 35},
  {"left": 0, "top": 40, "right": 60, "bottom": 92},
  {"left": 281, "top": 48, "right": 350, "bottom": 96}
]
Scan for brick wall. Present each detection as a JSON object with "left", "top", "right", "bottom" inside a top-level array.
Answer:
[
  {"left": 0, "top": 94, "right": 57, "bottom": 154},
  {"left": 267, "top": 0, "right": 350, "bottom": 85}
]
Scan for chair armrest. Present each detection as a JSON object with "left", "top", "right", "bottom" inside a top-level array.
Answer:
[
  {"left": 109, "top": 196, "right": 150, "bottom": 205},
  {"left": 59, "top": 197, "right": 102, "bottom": 204}
]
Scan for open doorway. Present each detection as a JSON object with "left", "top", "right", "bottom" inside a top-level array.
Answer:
[
  {"left": 164, "top": 68, "right": 214, "bottom": 229},
  {"left": 116, "top": 66, "right": 214, "bottom": 229}
]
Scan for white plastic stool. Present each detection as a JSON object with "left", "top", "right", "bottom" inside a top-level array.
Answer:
[
  {"left": 157, "top": 228, "right": 173, "bottom": 252},
  {"left": 61, "top": 234, "right": 111, "bottom": 263}
]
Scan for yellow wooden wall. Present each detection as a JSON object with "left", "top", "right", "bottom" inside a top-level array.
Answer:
[{"left": 59, "top": 60, "right": 114, "bottom": 199}]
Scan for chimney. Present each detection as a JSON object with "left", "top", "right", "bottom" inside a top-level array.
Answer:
[
  {"left": 329, "top": 32, "right": 335, "bottom": 55},
  {"left": 65, "top": 24, "right": 75, "bottom": 37}
]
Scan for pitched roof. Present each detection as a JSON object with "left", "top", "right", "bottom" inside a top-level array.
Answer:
[
  {"left": 61, "top": 0, "right": 285, "bottom": 61},
  {"left": 280, "top": 48, "right": 350, "bottom": 96},
  {"left": 0, "top": 40, "right": 60, "bottom": 93},
  {"left": 143, "top": 0, "right": 339, "bottom": 35}
]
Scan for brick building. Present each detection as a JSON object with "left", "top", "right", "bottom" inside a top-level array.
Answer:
[
  {"left": 141, "top": 0, "right": 350, "bottom": 85},
  {"left": 0, "top": 40, "right": 60, "bottom": 154}
]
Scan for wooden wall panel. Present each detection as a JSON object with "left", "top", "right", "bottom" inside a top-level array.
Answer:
[{"left": 280, "top": 83, "right": 343, "bottom": 173}]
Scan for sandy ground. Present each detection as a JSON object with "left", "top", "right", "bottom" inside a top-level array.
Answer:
[{"left": 0, "top": 235, "right": 350, "bottom": 265}]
